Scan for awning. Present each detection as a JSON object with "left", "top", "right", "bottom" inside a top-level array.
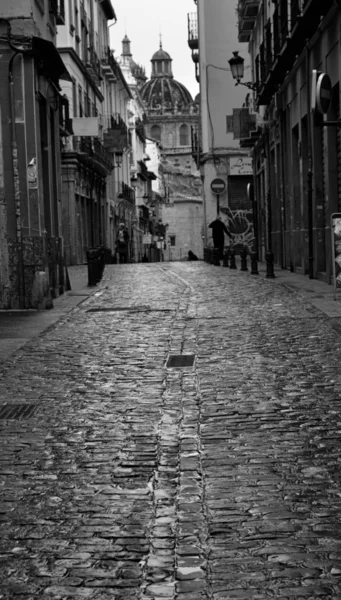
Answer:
[{"left": 32, "top": 37, "right": 72, "bottom": 84}]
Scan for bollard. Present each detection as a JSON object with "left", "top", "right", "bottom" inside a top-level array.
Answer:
[
  {"left": 208, "top": 247, "right": 213, "bottom": 264},
  {"left": 212, "top": 248, "right": 220, "bottom": 266},
  {"left": 240, "top": 248, "right": 248, "bottom": 271},
  {"left": 229, "top": 248, "right": 237, "bottom": 269},
  {"left": 265, "top": 250, "right": 276, "bottom": 278},
  {"left": 87, "top": 249, "right": 97, "bottom": 287},
  {"left": 204, "top": 246, "right": 209, "bottom": 262},
  {"left": 250, "top": 251, "right": 259, "bottom": 275},
  {"left": 223, "top": 247, "right": 230, "bottom": 267}
]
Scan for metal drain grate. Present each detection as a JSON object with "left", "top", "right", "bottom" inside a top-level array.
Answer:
[
  {"left": 87, "top": 305, "right": 151, "bottom": 313},
  {"left": 0, "top": 404, "right": 37, "bottom": 420},
  {"left": 166, "top": 354, "right": 195, "bottom": 368}
]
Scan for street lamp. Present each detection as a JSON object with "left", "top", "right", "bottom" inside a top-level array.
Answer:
[{"left": 228, "top": 51, "right": 259, "bottom": 92}]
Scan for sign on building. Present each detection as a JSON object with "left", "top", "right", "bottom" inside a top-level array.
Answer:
[{"left": 229, "top": 156, "right": 253, "bottom": 176}]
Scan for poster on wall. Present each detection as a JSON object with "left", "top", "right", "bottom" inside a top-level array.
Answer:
[{"left": 331, "top": 213, "right": 341, "bottom": 300}]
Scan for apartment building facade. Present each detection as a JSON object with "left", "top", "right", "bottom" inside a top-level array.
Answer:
[
  {"left": 0, "top": 0, "right": 71, "bottom": 308},
  {"left": 237, "top": 0, "right": 340, "bottom": 281},
  {"left": 187, "top": 0, "right": 256, "bottom": 252}
]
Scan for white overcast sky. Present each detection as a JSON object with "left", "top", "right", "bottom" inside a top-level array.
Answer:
[{"left": 109, "top": 0, "right": 232, "bottom": 100}]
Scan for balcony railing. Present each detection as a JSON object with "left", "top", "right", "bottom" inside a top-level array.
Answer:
[
  {"left": 135, "top": 118, "right": 146, "bottom": 143},
  {"left": 85, "top": 46, "right": 102, "bottom": 84},
  {"left": 237, "top": 0, "right": 260, "bottom": 42},
  {"left": 67, "top": 136, "right": 113, "bottom": 173},
  {"left": 187, "top": 13, "right": 198, "bottom": 50},
  {"left": 120, "top": 182, "right": 135, "bottom": 204},
  {"left": 100, "top": 46, "right": 118, "bottom": 81},
  {"left": 291, "top": 0, "right": 302, "bottom": 30},
  {"left": 59, "top": 95, "right": 73, "bottom": 136},
  {"left": 103, "top": 113, "right": 131, "bottom": 151},
  {"left": 56, "top": 0, "right": 65, "bottom": 24}
]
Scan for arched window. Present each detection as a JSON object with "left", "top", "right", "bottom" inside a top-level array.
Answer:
[
  {"left": 157, "top": 61, "right": 163, "bottom": 73},
  {"left": 150, "top": 124, "right": 161, "bottom": 142},
  {"left": 180, "top": 124, "right": 189, "bottom": 146}
]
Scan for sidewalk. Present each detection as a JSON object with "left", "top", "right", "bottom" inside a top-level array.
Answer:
[{"left": 0, "top": 265, "right": 92, "bottom": 362}]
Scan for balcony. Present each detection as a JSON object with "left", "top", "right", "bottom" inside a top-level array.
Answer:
[
  {"left": 256, "top": 0, "right": 334, "bottom": 105},
  {"left": 187, "top": 13, "right": 198, "bottom": 50},
  {"left": 137, "top": 160, "right": 148, "bottom": 181},
  {"left": 59, "top": 95, "right": 73, "bottom": 136},
  {"left": 62, "top": 136, "right": 112, "bottom": 174},
  {"left": 49, "top": 0, "right": 58, "bottom": 16},
  {"left": 119, "top": 182, "right": 135, "bottom": 204},
  {"left": 103, "top": 113, "right": 130, "bottom": 151},
  {"left": 56, "top": 0, "right": 65, "bottom": 24},
  {"left": 101, "top": 46, "right": 118, "bottom": 82},
  {"left": 195, "top": 62, "right": 200, "bottom": 83},
  {"left": 191, "top": 126, "right": 202, "bottom": 167},
  {"left": 85, "top": 46, "right": 102, "bottom": 85},
  {"left": 135, "top": 118, "right": 146, "bottom": 143},
  {"left": 237, "top": 0, "right": 260, "bottom": 42}
]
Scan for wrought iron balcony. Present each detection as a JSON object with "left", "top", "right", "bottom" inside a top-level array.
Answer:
[
  {"left": 63, "top": 136, "right": 113, "bottom": 173},
  {"left": 103, "top": 113, "right": 130, "bottom": 151},
  {"left": 187, "top": 13, "right": 198, "bottom": 50},
  {"left": 256, "top": 0, "right": 334, "bottom": 105},
  {"left": 56, "top": 0, "right": 65, "bottom": 24},
  {"left": 237, "top": 0, "right": 260, "bottom": 42},
  {"left": 119, "top": 182, "right": 135, "bottom": 204},
  {"left": 49, "top": 0, "right": 58, "bottom": 17},
  {"left": 59, "top": 95, "right": 73, "bottom": 136},
  {"left": 191, "top": 126, "right": 202, "bottom": 167},
  {"left": 100, "top": 46, "right": 118, "bottom": 82},
  {"left": 85, "top": 46, "right": 102, "bottom": 85},
  {"left": 135, "top": 118, "right": 146, "bottom": 143}
]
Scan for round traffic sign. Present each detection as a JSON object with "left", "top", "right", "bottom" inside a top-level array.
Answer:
[
  {"left": 316, "top": 73, "right": 332, "bottom": 114},
  {"left": 210, "top": 177, "right": 226, "bottom": 195}
]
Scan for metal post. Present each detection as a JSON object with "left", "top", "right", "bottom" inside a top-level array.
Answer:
[
  {"left": 307, "top": 168, "right": 314, "bottom": 279},
  {"left": 250, "top": 251, "right": 259, "bottom": 275},
  {"left": 229, "top": 248, "right": 237, "bottom": 269},
  {"left": 240, "top": 248, "right": 248, "bottom": 271}
]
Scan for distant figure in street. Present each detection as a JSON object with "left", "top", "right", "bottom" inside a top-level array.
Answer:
[
  {"left": 188, "top": 250, "right": 198, "bottom": 261},
  {"left": 209, "top": 215, "right": 233, "bottom": 257},
  {"left": 116, "top": 222, "right": 129, "bottom": 264}
]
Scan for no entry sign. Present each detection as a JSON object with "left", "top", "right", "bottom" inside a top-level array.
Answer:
[{"left": 210, "top": 178, "right": 226, "bottom": 195}]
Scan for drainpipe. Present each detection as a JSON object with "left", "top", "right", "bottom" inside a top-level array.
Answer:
[
  {"left": 305, "top": 45, "right": 314, "bottom": 279},
  {"left": 9, "top": 51, "right": 25, "bottom": 308}
]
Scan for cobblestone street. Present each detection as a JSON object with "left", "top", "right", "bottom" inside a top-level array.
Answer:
[{"left": 2, "top": 262, "right": 341, "bottom": 599}]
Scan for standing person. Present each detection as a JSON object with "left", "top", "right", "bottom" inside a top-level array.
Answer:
[
  {"left": 115, "top": 222, "right": 129, "bottom": 264},
  {"left": 209, "top": 215, "right": 233, "bottom": 258}
]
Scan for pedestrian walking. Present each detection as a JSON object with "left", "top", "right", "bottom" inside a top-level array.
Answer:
[
  {"left": 209, "top": 215, "right": 233, "bottom": 258},
  {"left": 115, "top": 223, "right": 129, "bottom": 264}
]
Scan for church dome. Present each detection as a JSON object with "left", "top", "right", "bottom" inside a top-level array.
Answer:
[{"left": 140, "top": 43, "right": 193, "bottom": 112}]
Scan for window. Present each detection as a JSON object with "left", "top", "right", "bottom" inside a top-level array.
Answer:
[
  {"left": 180, "top": 124, "right": 189, "bottom": 146},
  {"left": 78, "top": 84, "right": 83, "bottom": 116},
  {"left": 157, "top": 62, "right": 162, "bottom": 74},
  {"left": 170, "top": 236, "right": 176, "bottom": 247},
  {"left": 72, "top": 78, "right": 77, "bottom": 117},
  {"left": 150, "top": 125, "right": 161, "bottom": 142},
  {"left": 69, "top": 0, "right": 74, "bottom": 32}
]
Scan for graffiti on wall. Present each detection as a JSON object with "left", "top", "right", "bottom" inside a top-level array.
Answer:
[{"left": 220, "top": 206, "right": 254, "bottom": 252}]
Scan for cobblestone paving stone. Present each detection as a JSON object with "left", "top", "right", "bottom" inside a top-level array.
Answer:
[{"left": 1, "top": 263, "right": 341, "bottom": 599}]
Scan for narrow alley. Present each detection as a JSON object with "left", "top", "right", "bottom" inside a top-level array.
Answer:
[{"left": 1, "top": 263, "right": 341, "bottom": 599}]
